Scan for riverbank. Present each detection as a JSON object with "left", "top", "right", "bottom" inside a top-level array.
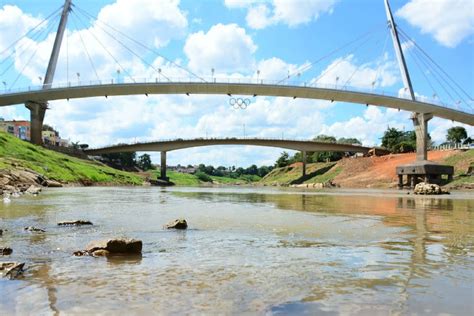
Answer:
[
  {"left": 259, "top": 149, "right": 474, "bottom": 190},
  {"left": 0, "top": 132, "right": 142, "bottom": 192}
]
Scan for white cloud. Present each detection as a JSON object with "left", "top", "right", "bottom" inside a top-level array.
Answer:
[
  {"left": 0, "top": 5, "right": 43, "bottom": 58},
  {"left": 184, "top": 23, "right": 257, "bottom": 73},
  {"left": 312, "top": 54, "right": 399, "bottom": 90},
  {"left": 429, "top": 117, "right": 474, "bottom": 144},
  {"left": 320, "top": 106, "right": 412, "bottom": 146},
  {"left": 396, "top": 0, "right": 474, "bottom": 47},
  {"left": 226, "top": 0, "right": 338, "bottom": 29},
  {"left": 96, "top": 0, "right": 188, "bottom": 48}
]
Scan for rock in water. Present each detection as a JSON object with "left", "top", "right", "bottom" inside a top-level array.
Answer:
[
  {"left": 0, "top": 229, "right": 3, "bottom": 236},
  {"left": 414, "top": 182, "right": 450, "bottom": 195},
  {"left": 58, "top": 220, "right": 93, "bottom": 226},
  {"left": 164, "top": 219, "right": 188, "bottom": 230},
  {"left": 1, "top": 247, "right": 13, "bottom": 255},
  {"left": 24, "top": 226, "right": 46, "bottom": 233},
  {"left": 74, "top": 239, "right": 142, "bottom": 257},
  {"left": 3, "top": 262, "right": 25, "bottom": 279},
  {"left": 25, "top": 185, "right": 41, "bottom": 195}
]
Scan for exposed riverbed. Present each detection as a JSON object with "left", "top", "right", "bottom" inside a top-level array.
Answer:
[{"left": 1, "top": 187, "right": 473, "bottom": 314}]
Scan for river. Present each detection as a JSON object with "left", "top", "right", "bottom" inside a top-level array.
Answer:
[{"left": 1, "top": 186, "right": 473, "bottom": 315}]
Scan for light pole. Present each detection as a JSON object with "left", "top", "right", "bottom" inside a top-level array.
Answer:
[
  {"left": 257, "top": 70, "right": 260, "bottom": 83},
  {"left": 76, "top": 72, "right": 80, "bottom": 85},
  {"left": 116, "top": 69, "right": 120, "bottom": 83},
  {"left": 2, "top": 81, "right": 6, "bottom": 93},
  {"left": 158, "top": 68, "right": 162, "bottom": 82},
  {"left": 335, "top": 76, "right": 339, "bottom": 89},
  {"left": 211, "top": 68, "right": 215, "bottom": 82},
  {"left": 38, "top": 76, "right": 42, "bottom": 85}
]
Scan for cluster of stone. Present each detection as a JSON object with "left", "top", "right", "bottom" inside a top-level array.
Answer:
[
  {"left": 414, "top": 182, "right": 450, "bottom": 195},
  {"left": 1, "top": 168, "right": 62, "bottom": 198}
]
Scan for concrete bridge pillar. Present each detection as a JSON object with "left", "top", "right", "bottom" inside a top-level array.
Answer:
[
  {"left": 302, "top": 151, "right": 307, "bottom": 177},
  {"left": 412, "top": 112, "right": 433, "bottom": 161},
  {"left": 160, "top": 151, "right": 168, "bottom": 181},
  {"left": 26, "top": 101, "right": 47, "bottom": 145}
]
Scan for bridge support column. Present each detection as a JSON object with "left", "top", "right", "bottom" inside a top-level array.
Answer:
[
  {"left": 26, "top": 101, "right": 47, "bottom": 145},
  {"left": 302, "top": 151, "right": 307, "bottom": 177},
  {"left": 412, "top": 112, "right": 433, "bottom": 161},
  {"left": 160, "top": 151, "right": 168, "bottom": 181}
]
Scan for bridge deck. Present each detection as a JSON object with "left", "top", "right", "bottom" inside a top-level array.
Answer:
[
  {"left": 1, "top": 82, "right": 472, "bottom": 125},
  {"left": 84, "top": 138, "right": 372, "bottom": 155}
]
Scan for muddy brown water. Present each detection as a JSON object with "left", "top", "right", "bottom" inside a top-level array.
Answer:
[{"left": 0, "top": 187, "right": 473, "bottom": 315}]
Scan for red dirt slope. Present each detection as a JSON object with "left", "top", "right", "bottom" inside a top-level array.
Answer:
[{"left": 333, "top": 150, "right": 457, "bottom": 188}]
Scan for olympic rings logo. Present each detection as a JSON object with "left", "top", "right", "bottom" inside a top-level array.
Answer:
[{"left": 229, "top": 97, "right": 251, "bottom": 109}]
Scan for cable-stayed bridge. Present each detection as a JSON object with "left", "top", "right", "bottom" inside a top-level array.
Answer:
[{"left": 0, "top": 0, "right": 472, "bottom": 184}]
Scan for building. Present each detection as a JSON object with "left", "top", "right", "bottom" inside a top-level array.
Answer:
[
  {"left": 0, "top": 118, "right": 31, "bottom": 141},
  {"left": 0, "top": 117, "right": 69, "bottom": 147}
]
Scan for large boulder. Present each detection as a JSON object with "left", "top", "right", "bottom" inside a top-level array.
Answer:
[
  {"left": 44, "top": 179, "right": 63, "bottom": 188},
  {"left": 164, "top": 219, "right": 188, "bottom": 230},
  {"left": 74, "top": 238, "right": 142, "bottom": 257},
  {"left": 26, "top": 185, "right": 42, "bottom": 195},
  {"left": 1, "top": 247, "right": 13, "bottom": 255},
  {"left": 1, "top": 262, "right": 25, "bottom": 279},
  {"left": 414, "top": 182, "right": 449, "bottom": 195}
]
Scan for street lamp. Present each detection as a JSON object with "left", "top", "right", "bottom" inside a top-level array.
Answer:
[
  {"left": 257, "top": 70, "right": 260, "bottom": 83},
  {"left": 2, "top": 81, "right": 6, "bottom": 93},
  {"left": 335, "top": 76, "right": 339, "bottom": 89},
  {"left": 38, "top": 76, "right": 42, "bottom": 84},
  {"left": 116, "top": 69, "right": 120, "bottom": 83},
  {"left": 76, "top": 72, "right": 80, "bottom": 85},
  {"left": 158, "top": 68, "right": 162, "bottom": 82},
  {"left": 211, "top": 68, "right": 215, "bottom": 82}
]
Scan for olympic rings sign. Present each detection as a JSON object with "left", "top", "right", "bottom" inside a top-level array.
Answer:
[{"left": 229, "top": 97, "right": 251, "bottom": 109}]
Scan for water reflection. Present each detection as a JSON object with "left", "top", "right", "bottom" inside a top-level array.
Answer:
[{"left": 0, "top": 187, "right": 472, "bottom": 314}]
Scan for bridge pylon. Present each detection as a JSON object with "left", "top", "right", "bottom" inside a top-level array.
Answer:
[{"left": 27, "top": 0, "right": 72, "bottom": 145}]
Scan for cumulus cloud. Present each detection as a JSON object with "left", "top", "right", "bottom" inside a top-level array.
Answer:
[
  {"left": 184, "top": 23, "right": 257, "bottom": 73},
  {"left": 0, "top": 5, "right": 43, "bottom": 58},
  {"left": 226, "top": 0, "right": 338, "bottom": 29},
  {"left": 396, "top": 0, "right": 474, "bottom": 47},
  {"left": 312, "top": 54, "right": 399, "bottom": 90}
]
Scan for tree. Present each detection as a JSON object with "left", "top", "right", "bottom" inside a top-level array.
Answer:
[
  {"left": 381, "top": 127, "right": 417, "bottom": 153},
  {"left": 446, "top": 126, "right": 468, "bottom": 144},
  {"left": 337, "top": 137, "right": 362, "bottom": 145},
  {"left": 137, "top": 153, "right": 153, "bottom": 171},
  {"left": 313, "top": 134, "right": 337, "bottom": 143},
  {"left": 275, "top": 151, "right": 290, "bottom": 167},
  {"left": 101, "top": 151, "right": 137, "bottom": 168}
]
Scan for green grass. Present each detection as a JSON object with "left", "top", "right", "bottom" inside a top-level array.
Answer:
[
  {"left": 0, "top": 132, "right": 143, "bottom": 185},
  {"left": 211, "top": 174, "right": 261, "bottom": 184},
  {"left": 304, "top": 165, "right": 342, "bottom": 184},
  {"left": 260, "top": 162, "right": 335, "bottom": 185},
  {"left": 442, "top": 149, "right": 474, "bottom": 187}
]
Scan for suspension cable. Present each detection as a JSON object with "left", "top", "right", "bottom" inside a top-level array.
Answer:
[
  {"left": 72, "top": 4, "right": 206, "bottom": 82},
  {"left": 74, "top": 9, "right": 171, "bottom": 82},
  {"left": 0, "top": 5, "right": 63, "bottom": 61},
  {"left": 341, "top": 30, "right": 390, "bottom": 90},
  {"left": 399, "top": 32, "right": 469, "bottom": 109},
  {"left": 1, "top": 12, "right": 61, "bottom": 82},
  {"left": 72, "top": 10, "right": 135, "bottom": 83},
  {"left": 70, "top": 13, "right": 100, "bottom": 82},
  {"left": 312, "top": 31, "right": 377, "bottom": 86},
  {"left": 398, "top": 26, "right": 473, "bottom": 102},
  {"left": 0, "top": 10, "right": 62, "bottom": 74},
  {"left": 278, "top": 24, "right": 384, "bottom": 84},
  {"left": 8, "top": 14, "right": 62, "bottom": 89},
  {"left": 371, "top": 29, "right": 390, "bottom": 88}
]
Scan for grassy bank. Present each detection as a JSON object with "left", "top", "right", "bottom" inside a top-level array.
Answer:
[{"left": 0, "top": 132, "right": 143, "bottom": 185}]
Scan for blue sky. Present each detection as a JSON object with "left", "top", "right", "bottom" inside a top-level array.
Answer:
[{"left": 0, "top": 0, "right": 473, "bottom": 167}]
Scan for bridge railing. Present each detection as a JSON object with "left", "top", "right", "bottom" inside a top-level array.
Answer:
[{"left": 2, "top": 76, "right": 471, "bottom": 114}]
